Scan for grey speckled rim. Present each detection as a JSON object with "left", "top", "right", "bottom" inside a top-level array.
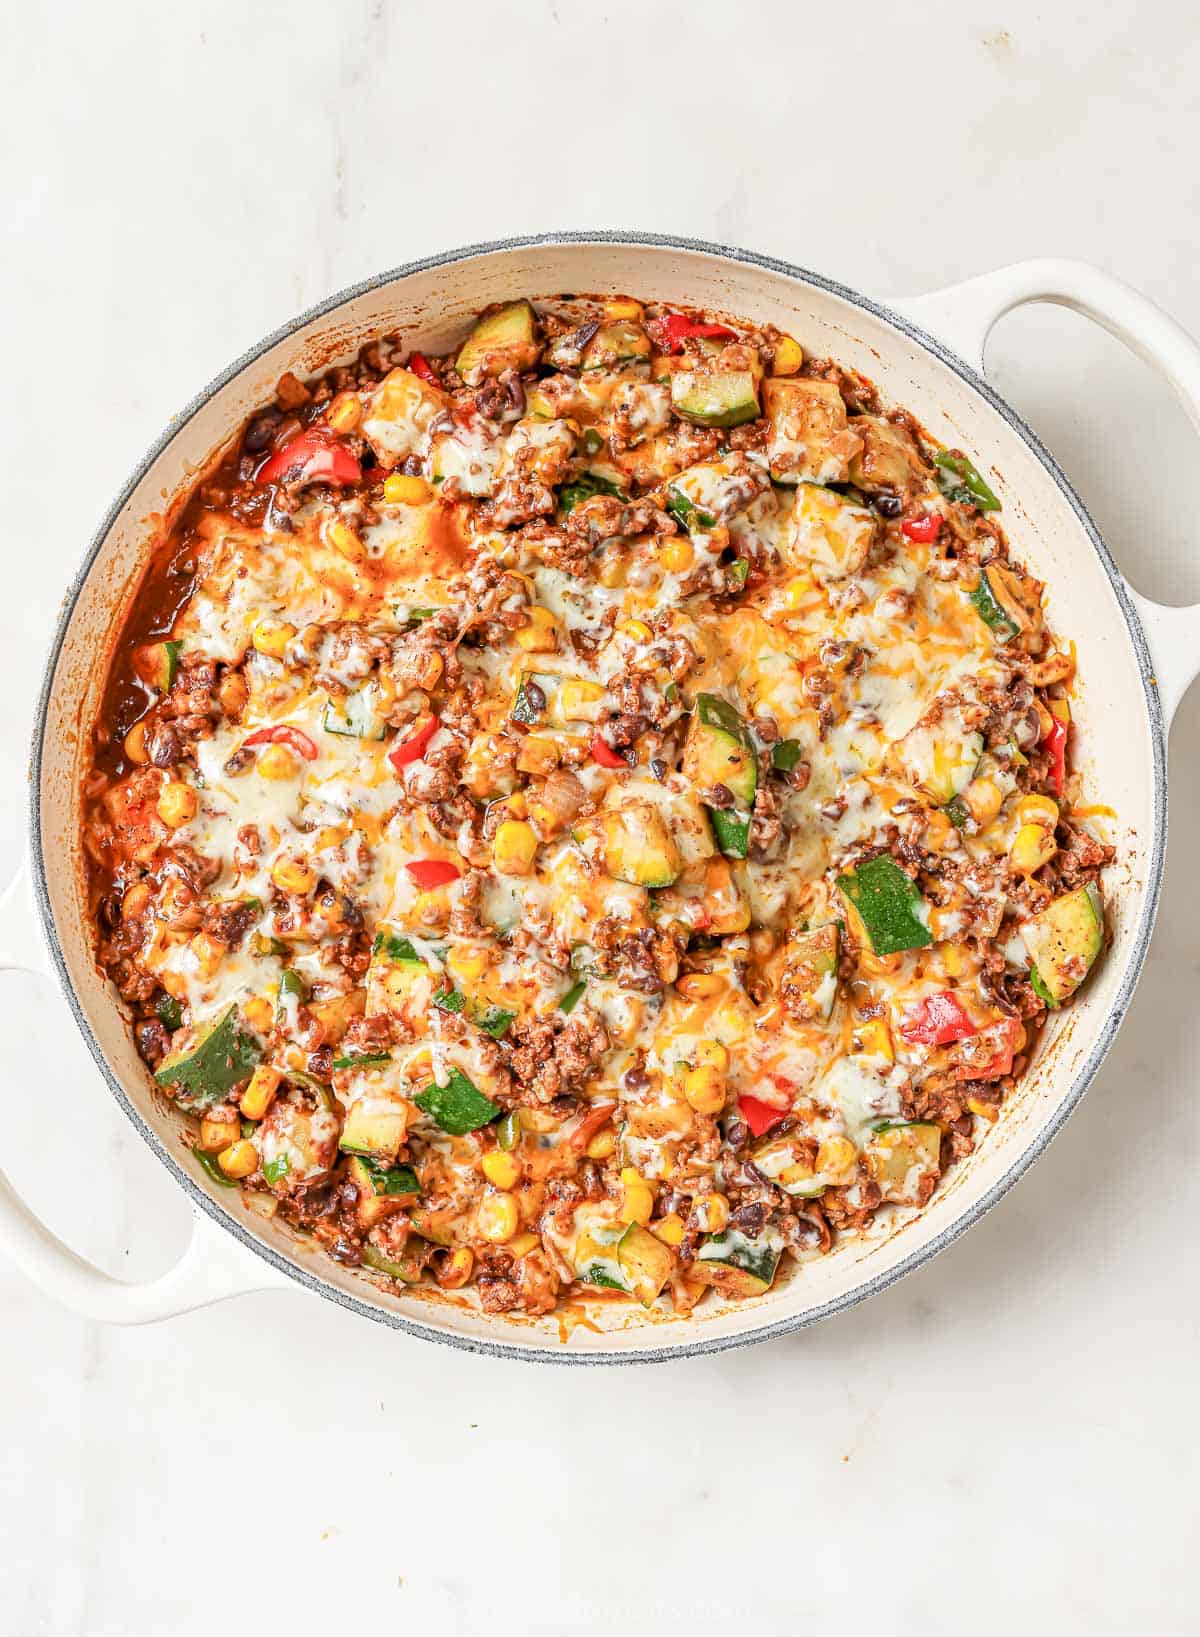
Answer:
[{"left": 27, "top": 232, "right": 1167, "bottom": 1366}]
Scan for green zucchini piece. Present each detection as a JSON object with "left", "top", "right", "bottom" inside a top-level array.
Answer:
[
  {"left": 582, "top": 320, "right": 652, "bottom": 371},
  {"left": 1029, "top": 967, "right": 1060, "bottom": 1010},
  {"left": 574, "top": 1219, "right": 629, "bottom": 1291},
  {"left": 362, "top": 1243, "right": 426, "bottom": 1283},
  {"left": 708, "top": 808, "right": 751, "bottom": 860},
  {"left": 262, "top": 1153, "right": 291, "bottom": 1187},
  {"left": 156, "top": 991, "right": 183, "bottom": 1032},
  {"left": 144, "top": 639, "right": 182, "bottom": 693},
  {"left": 322, "top": 685, "right": 386, "bottom": 740},
  {"left": 194, "top": 1148, "right": 239, "bottom": 1189},
  {"left": 664, "top": 487, "right": 716, "bottom": 532},
  {"left": 749, "top": 1132, "right": 826, "bottom": 1198},
  {"left": 696, "top": 1226, "right": 783, "bottom": 1297},
  {"left": 347, "top": 1154, "right": 419, "bottom": 1203},
  {"left": 455, "top": 299, "right": 540, "bottom": 385},
  {"left": 836, "top": 856, "right": 932, "bottom": 956},
  {"left": 616, "top": 1224, "right": 675, "bottom": 1306},
  {"left": 155, "top": 1005, "right": 262, "bottom": 1108},
  {"left": 372, "top": 932, "right": 428, "bottom": 966},
  {"left": 572, "top": 803, "right": 682, "bottom": 888},
  {"left": 935, "top": 450, "right": 1001, "bottom": 511},
  {"left": 885, "top": 713, "right": 985, "bottom": 805},
  {"left": 864, "top": 1121, "right": 941, "bottom": 1205},
  {"left": 671, "top": 368, "right": 760, "bottom": 428},
  {"left": 339, "top": 1101, "right": 409, "bottom": 1162},
  {"left": 969, "top": 569, "right": 1021, "bottom": 643},
  {"left": 1022, "top": 880, "right": 1103, "bottom": 1003},
  {"left": 432, "top": 988, "right": 515, "bottom": 1040},
  {"left": 331, "top": 1051, "right": 392, "bottom": 1070},
  {"left": 414, "top": 1067, "right": 500, "bottom": 1135},
  {"left": 683, "top": 695, "right": 757, "bottom": 805},
  {"left": 782, "top": 924, "right": 840, "bottom": 1021}
]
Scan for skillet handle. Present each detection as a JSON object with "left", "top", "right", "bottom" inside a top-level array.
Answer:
[
  {"left": 890, "top": 257, "right": 1200, "bottom": 725},
  {"left": 0, "top": 863, "right": 292, "bottom": 1323}
]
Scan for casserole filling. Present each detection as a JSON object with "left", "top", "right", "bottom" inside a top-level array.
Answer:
[{"left": 83, "top": 294, "right": 1111, "bottom": 1318}]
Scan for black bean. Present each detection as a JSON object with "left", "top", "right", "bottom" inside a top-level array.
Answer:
[
  {"left": 649, "top": 757, "right": 668, "bottom": 782},
  {"left": 875, "top": 492, "right": 903, "bottom": 519},
  {"left": 700, "top": 782, "right": 734, "bottom": 809},
  {"left": 243, "top": 412, "right": 281, "bottom": 454}
]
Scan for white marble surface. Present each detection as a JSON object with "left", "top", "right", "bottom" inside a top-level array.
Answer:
[{"left": 3, "top": 2, "right": 1199, "bottom": 1631}]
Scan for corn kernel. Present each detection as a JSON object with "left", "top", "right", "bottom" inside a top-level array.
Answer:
[
  {"left": 857, "top": 1016, "right": 894, "bottom": 1063},
  {"left": 780, "top": 1161, "right": 817, "bottom": 1187},
  {"left": 481, "top": 1150, "right": 521, "bottom": 1190},
  {"left": 157, "top": 781, "right": 197, "bottom": 829},
  {"left": 447, "top": 946, "right": 488, "bottom": 983},
  {"left": 508, "top": 1231, "right": 539, "bottom": 1257},
  {"left": 198, "top": 1115, "right": 238, "bottom": 1151},
  {"left": 816, "top": 1136, "right": 858, "bottom": 1176},
  {"left": 1048, "top": 697, "right": 1071, "bottom": 725},
  {"left": 651, "top": 1213, "right": 686, "bottom": 1247},
  {"left": 557, "top": 678, "right": 607, "bottom": 721},
  {"left": 1017, "top": 794, "right": 1060, "bottom": 829},
  {"left": 783, "top": 571, "right": 814, "bottom": 607},
  {"left": 695, "top": 1040, "right": 730, "bottom": 1073},
  {"left": 256, "top": 743, "right": 298, "bottom": 781},
  {"left": 675, "top": 972, "right": 724, "bottom": 1001},
  {"left": 695, "top": 1193, "right": 730, "bottom": 1233},
  {"left": 619, "top": 1167, "right": 655, "bottom": 1226},
  {"left": 437, "top": 1247, "right": 474, "bottom": 1288},
  {"left": 477, "top": 1191, "right": 519, "bottom": 1242},
  {"left": 604, "top": 297, "right": 643, "bottom": 321},
  {"left": 123, "top": 720, "right": 150, "bottom": 764},
  {"left": 242, "top": 996, "right": 274, "bottom": 1035},
  {"left": 325, "top": 391, "right": 362, "bottom": 433},
  {"left": 941, "top": 944, "right": 970, "bottom": 980},
  {"left": 965, "top": 777, "right": 1004, "bottom": 825},
  {"left": 923, "top": 809, "right": 956, "bottom": 853},
  {"left": 967, "top": 1096, "right": 1000, "bottom": 1124},
  {"left": 252, "top": 619, "right": 296, "bottom": 659},
  {"left": 241, "top": 1064, "right": 281, "bottom": 1121},
  {"left": 189, "top": 931, "right": 223, "bottom": 980},
  {"left": 660, "top": 536, "right": 695, "bottom": 573},
  {"left": 272, "top": 856, "right": 316, "bottom": 895},
  {"left": 217, "top": 671, "right": 249, "bottom": 718},
  {"left": 384, "top": 472, "right": 432, "bottom": 506},
  {"left": 492, "top": 818, "right": 538, "bottom": 877},
  {"left": 1010, "top": 823, "right": 1058, "bottom": 875},
  {"left": 620, "top": 618, "right": 653, "bottom": 644},
  {"left": 682, "top": 1065, "right": 726, "bottom": 1115},
  {"left": 596, "top": 553, "right": 627, "bottom": 589},
  {"left": 327, "top": 521, "right": 365, "bottom": 562},
  {"left": 121, "top": 883, "right": 151, "bottom": 921},
  {"left": 772, "top": 335, "right": 804, "bottom": 376},
  {"left": 585, "top": 1128, "right": 616, "bottom": 1160},
  {"left": 526, "top": 387, "right": 555, "bottom": 419},
  {"left": 514, "top": 606, "right": 558, "bottom": 653},
  {"left": 217, "top": 1140, "right": 258, "bottom": 1179}
]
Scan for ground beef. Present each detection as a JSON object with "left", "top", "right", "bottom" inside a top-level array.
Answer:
[{"left": 503, "top": 1007, "right": 610, "bottom": 1106}]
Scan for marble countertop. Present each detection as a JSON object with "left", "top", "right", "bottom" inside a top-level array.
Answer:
[{"left": 2, "top": 2, "right": 1197, "bottom": 1632}]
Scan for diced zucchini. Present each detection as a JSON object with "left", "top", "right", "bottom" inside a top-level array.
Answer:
[
  {"left": 696, "top": 1226, "right": 783, "bottom": 1298},
  {"left": 428, "top": 425, "right": 500, "bottom": 495},
  {"left": 864, "top": 1121, "right": 941, "bottom": 1206},
  {"left": 771, "top": 738, "right": 805, "bottom": 772},
  {"left": 846, "top": 415, "right": 923, "bottom": 497},
  {"left": 789, "top": 483, "right": 877, "bottom": 580},
  {"left": 665, "top": 455, "right": 769, "bottom": 530},
  {"left": 837, "top": 856, "right": 932, "bottom": 956},
  {"left": 322, "top": 684, "right": 386, "bottom": 740},
  {"left": 749, "top": 1132, "right": 826, "bottom": 1198},
  {"left": 762, "top": 377, "right": 854, "bottom": 485},
  {"left": 671, "top": 367, "right": 760, "bottom": 428},
  {"left": 683, "top": 695, "right": 757, "bottom": 806},
  {"left": 573, "top": 803, "right": 682, "bottom": 888},
  {"left": 781, "top": 924, "right": 839, "bottom": 1021},
  {"left": 558, "top": 471, "right": 626, "bottom": 515},
  {"left": 339, "top": 1100, "right": 410, "bottom": 1163},
  {"left": 154, "top": 1005, "right": 262, "bottom": 1108},
  {"left": 885, "top": 707, "right": 984, "bottom": 805},
  {"left": 433, "top": 987, "right": 515, "bottom": 1040},
  {"left": 582, "top": 321, "right": 652, "bottom": 371},
  {"left": 372, "top": 931, "right": 427, "bottom": 966},
  {"left": 413, "top": 1067, "right": 500, "bottom": 1135},
  {"left": 574, "top": 1218, "right": 629, "bottom": 1291},
  {"left": 139, "top": 639, "right": 182, "bottom": 693},
  {"left": 346, "top": 1154, "right": 420, "bottom": 1228},
  {"left": 616, "top": 1224, "right": 675, "bottom": 1306},
  {"left": 708, "top": 809, "right": 751, "bottom": 859},
  {"left": 1022, "top": 880, "right": 1103, "bottom": 1003},
  {"left": 362, "top": 1242, "right": 426, "bottom": 1283},
  {"left": 455, "top": 299, "right": 540, "bottom": 385}
]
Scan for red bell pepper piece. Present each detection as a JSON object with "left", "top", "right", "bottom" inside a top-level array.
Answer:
[
  {"left": 902, "top": 513, "right": 943, "bottom": 543},
  {"left": 1042, "top": 714, "right": 1068, "bottom": 797},
  {"left": 388, "top": 716, "right": 439, "bottom": 772},
  {"left": 242, "top": 724, "right": 318, "bottom": 761},
  {"left": 655, "top": 312, "right": 737, "bottom": 355},
  {"left": 589, "top": 732, "right": 628, "bottom": 769},
  {"left": 256, "top": 428, "right": 362, "bottom": 488},
  {"left": 899, "top": 990, "right": 977, "bottom": 1046},
  {"left": 406, "top": 859, "right": 461, "bottom": 889},
  {"left": 738, "top": 1095, "right": 787, "bottom": 1138},
  {"left": 408, "top": 352, "right": 439, "bottom": 386},
  {"left": 954, "top": 1016, "right": 1022, "bottom": 1082}
]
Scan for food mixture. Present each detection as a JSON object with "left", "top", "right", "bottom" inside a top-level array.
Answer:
[{"left": 83, "top": 293, "right": 1110, "bottom": 1317}]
